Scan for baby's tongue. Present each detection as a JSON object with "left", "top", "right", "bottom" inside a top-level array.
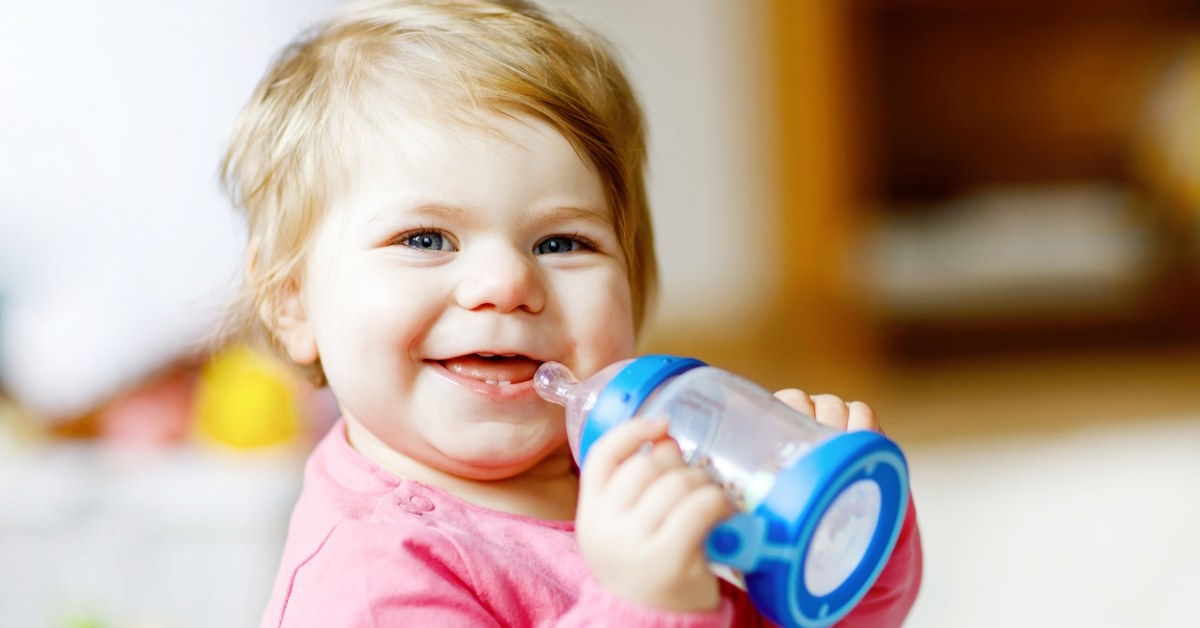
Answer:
[{"left": 440, "top": 355, "right": 541, "bottom": 384}]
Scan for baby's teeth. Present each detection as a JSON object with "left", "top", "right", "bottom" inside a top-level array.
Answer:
[
  {"left": 484, "top": 380, "right": 512, "bottom": 386},
  {"left": 499, "top": 380, "right": 510, "bottom": 386}
]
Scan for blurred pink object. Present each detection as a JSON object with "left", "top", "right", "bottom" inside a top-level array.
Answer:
[{"left": 96, "top": 365, "right": 197, "bottom": 446}]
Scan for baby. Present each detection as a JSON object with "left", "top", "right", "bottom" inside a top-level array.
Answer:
[{"left": 220, "top": 0, "right": 922, "bottom": 625}]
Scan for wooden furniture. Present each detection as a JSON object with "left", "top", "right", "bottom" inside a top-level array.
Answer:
[{"left": 738, "top": 0, "right": 1200, "bottom": 389}]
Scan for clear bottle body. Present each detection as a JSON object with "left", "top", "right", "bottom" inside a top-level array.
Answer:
[{"left": 635, "top": 367, "right": 840, "bottom": 511}]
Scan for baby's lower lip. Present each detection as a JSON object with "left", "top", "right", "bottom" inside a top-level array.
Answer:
[
  {"left": 436, "top": 354, "right": 542, "bottom": 384},
  {"left": 426, "top": 360, "right": 537, "bottom": 399}
]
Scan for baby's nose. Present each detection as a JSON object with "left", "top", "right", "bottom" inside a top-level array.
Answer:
[{"left": 453, "top": 244, "right": 546, "bottom": 314}]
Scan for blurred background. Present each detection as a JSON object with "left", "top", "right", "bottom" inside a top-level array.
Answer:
[{"left": 2, "top": 0, "right": 1199, "bottom": 626}]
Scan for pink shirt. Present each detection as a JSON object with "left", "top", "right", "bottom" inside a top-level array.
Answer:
[{"left": 262, "top": 421, "right": 922, "bottom": 627}]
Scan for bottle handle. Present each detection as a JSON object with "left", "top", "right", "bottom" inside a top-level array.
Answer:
[{"left": 706, "top": 512, "right": 797, "bottom": 573}]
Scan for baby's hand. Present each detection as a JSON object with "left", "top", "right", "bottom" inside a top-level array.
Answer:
[
  {"left": 575, "top": 420, "right": 734, "bottom": 613},
  {"left": 774, "top": 389, "right": 881, "bottom": 433}
]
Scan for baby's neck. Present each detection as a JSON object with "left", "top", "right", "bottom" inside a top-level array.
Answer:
[{"left": 344, "top": 419, "right": 579, "bottom": 522}]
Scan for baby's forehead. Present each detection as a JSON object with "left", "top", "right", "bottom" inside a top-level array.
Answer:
[
  {"left": 324, "top": 105, "right": 608, "bottom": 213},
  {"left": 322, "top": 64, "right": 603, "bottom": 184},
  {"left": 350, "top": 98, "right": 556, "bottom": 145},
  {"left": 339, "top": 103, "right": 592, "bottom": 174}
]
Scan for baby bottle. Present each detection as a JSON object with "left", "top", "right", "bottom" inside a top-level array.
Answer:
[{"left": 535, "top": 355, "right": 909, "bottom": 628}]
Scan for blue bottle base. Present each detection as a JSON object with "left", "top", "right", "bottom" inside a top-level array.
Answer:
[{"left": 707, "top": 431, "right": 909, "bottom": 628}]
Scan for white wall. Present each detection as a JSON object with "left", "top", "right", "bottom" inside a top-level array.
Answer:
[{"left": 0, "top": 1, "right": 344, "bottom": 418}]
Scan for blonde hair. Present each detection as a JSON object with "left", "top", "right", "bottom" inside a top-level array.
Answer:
[{"left": 220, "top": 0, "right": 656, "bottom": 382}]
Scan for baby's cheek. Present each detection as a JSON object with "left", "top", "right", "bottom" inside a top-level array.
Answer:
[{"left": 560, "top": 270, "right": 636, "bottom": 364}]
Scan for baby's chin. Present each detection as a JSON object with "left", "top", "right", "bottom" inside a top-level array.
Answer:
[{"left": 431, "top": 430, "right": 572, "bottom": 480}]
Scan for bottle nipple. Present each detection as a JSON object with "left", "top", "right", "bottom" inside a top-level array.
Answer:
[
  {"left": 533, "top": 361, "right": 578, "bottom": 406},
  {"left": 533, "top": 358, "right": 636, "bottom": 464}
]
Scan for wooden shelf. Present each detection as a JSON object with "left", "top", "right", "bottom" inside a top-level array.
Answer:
[
  {"left": 760, "top": 0, "right": 1200, "bottom": 375},
  {"left": 859, "top": 1, "right": 1200, "bottom": 200}
]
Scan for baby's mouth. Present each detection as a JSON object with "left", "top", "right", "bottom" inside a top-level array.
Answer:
[{"left": 437, "top": 354, "right": 543, "bottom": 386}]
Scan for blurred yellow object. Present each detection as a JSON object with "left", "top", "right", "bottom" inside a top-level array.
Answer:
[
  {"left": 62, "top": 612, "right": 106, "bottom": 628},
  {"left": 0, "top": 391, "right": 47, "bottom": 445},
  {"left": 194, "top": 345, "right": 301, "bottom": 449}
]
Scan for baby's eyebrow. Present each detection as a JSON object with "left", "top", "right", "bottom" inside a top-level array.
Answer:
[
  {"left": 369, "top": 201, "right": 465, "bottom": 224},
  {"left": 367, "top": 200, "right": 610, "bottom": 229},
  {"left": 531, "top": 205, "right": 611, "bottom": 227}
]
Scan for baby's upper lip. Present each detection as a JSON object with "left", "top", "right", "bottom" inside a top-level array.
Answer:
[
  {"left": 429, "top": 347, "right": 550, "bottom": 361},
  {"left": 428, "top": 351, "right": 550, "bottom": 365}
]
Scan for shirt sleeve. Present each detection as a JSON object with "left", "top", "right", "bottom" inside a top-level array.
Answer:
[{"left": 836, "top": 494, "right": 924, "bottom": 627}]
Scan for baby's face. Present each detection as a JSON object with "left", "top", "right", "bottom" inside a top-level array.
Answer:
[{"left": 287, "top": 112, "right": 636, "bottom": 479}]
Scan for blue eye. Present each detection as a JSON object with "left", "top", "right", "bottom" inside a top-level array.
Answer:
[
  {"left": 534, "top": 236, "right": 586, "bottom": 255},
  {"left": 403, "top": 231, "right": 452, "bottom": 251}
]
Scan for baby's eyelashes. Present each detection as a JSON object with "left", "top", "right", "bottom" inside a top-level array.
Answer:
[
  {"left": 386, "top": 228, "right": 606, "bottom": 258},
  {"left": 394, "top": 229, "right": 457, "bottom": 252},
  {"left": 533, "top": 234, "right": 598, "bottom": 255}
]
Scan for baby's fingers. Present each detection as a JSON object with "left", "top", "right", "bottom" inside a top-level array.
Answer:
[
  {"left": 579, "top": 419, "right": 671, "bottom": 493},
  {"left": 846, "top": 400, "right": 880, "bottom": 433},
  {"left": 602, "top": 438, "right": 686, "bottom": 510},
  {"left": 811, "top": 394, "right": 850, "bottom": 431},
  {"left": 657, "top": 482, "right": 735, "bottom": 553},
  {"left": 809, "top": 394, "right": 882, "bottom": 433},
  {"left": 777, "top": 390, "right": 881, "bottom": 433},
  {"left": 632, "top": 465, "right": 715, "bottom": 530},
  {"left": 774, "top": 388, "right": 815, "bottom": 417}
]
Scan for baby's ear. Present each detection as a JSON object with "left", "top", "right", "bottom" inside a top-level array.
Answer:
[
  {"left": 263, "top": 277, "right": 319, "bottom": 365},
  {"left": 246, "top": 241, "right": 318, "bottom": 366}
]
